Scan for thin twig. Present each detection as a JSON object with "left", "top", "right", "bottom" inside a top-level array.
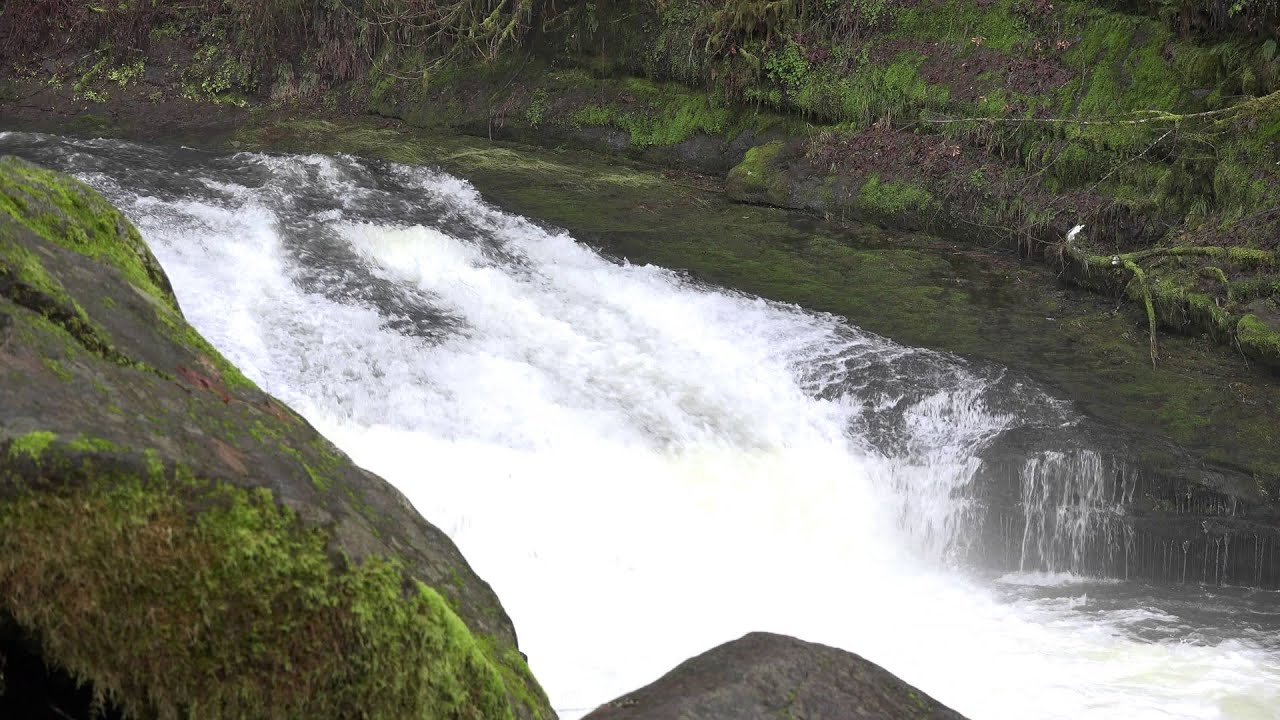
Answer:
[{"left": 1085, "top": 128, "right": 1174, "bottom": 194}]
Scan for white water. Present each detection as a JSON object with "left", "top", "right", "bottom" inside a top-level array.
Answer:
[{"left": 6, "top": 134, "right": 1280, "bottom": 719}]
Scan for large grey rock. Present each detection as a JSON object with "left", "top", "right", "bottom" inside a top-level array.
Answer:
[{"left": 584, "top": 632, "right": 967, "bottom": 720}]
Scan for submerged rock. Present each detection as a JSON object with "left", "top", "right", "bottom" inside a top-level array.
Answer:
[
  {"left": 0, "top": 155, "right": 554, "bottom": 719},
  {"left": 583, "top": 632, "right": 967, "bottom": 720}
]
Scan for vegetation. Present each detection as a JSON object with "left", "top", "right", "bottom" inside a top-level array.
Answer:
[
  {"left": 3, "top": 1, "right": 1278, "bottom": 370},
  {"left": 0, "top": 448, "right": 513, "bottom": 720}
]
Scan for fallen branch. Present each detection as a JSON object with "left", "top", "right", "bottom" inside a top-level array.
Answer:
[{"left": 920, "top": 90, "right": 1280, "bottom": 129}]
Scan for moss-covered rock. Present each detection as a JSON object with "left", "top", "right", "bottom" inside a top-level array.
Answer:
[
  {"left": 0, "top": 156, "right": 553, "bottom": 719},
  {"left": 724, "top": 140, "right": 789, "bottom": 204},
  {"left": 1237, "top": 313, "right": 1280, "bottom": 371}
]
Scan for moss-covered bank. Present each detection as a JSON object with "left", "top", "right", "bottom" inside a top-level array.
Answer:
[
  {"left": 0, "top": 156, "right": 552, "bottom": 718},
  {"left": 3, "top": 0, "right": 1279, "bottom": 373},
  {"left": 353, "top": 0, "right": 1280, "bottom": 374}
]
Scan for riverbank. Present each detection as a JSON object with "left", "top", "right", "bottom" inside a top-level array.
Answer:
[{"left": 3, "top": 1, "right": 1279, "bottom": 390}]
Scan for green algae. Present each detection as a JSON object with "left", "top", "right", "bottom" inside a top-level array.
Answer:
[
  {"left": 0, "top": 451, "right": 514, "bottom": 720},
  {"left": 6, "top": 431, "right": 56, "bottom": 461}
]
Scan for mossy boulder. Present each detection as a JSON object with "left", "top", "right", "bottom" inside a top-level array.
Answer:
[
  {"left": 0, "top": 155, "right": 553, "bottom": 719},
  {"left": 724, "top": 141, "right": 791, "bottom": 205},
  {"left": 582, "top": 632, "right": 967, "bottom": 720},
  {"left": 1237, "top": 311, "right": 1280, "bottom": 371}
]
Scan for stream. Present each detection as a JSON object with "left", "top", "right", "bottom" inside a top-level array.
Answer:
[{"left": 4, "top": 131, "right": 1279, "bottom": 719}]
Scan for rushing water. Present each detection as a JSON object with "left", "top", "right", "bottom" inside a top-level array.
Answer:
[{"left": 4, "top": 132, "right": 1279, "bottom": 719}]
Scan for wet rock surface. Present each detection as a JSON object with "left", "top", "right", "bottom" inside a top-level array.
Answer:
[
  {"left": 583, "top": 632, "right": 967, "bottom": 720},
  {"left": 972, "top": 424, "right": 1280, "bottom": 589}
]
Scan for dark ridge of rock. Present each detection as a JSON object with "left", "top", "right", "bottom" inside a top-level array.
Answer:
[
  {"left": 583, "top": 632, "right": 967, "bottom": 720},
  {"left": 0, "top": 155, "right": 554, "bottom": 719}
]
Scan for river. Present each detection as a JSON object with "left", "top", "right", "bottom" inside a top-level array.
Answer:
[{"left": 3, "top": 131, "right": 1278, "bottom": 719}]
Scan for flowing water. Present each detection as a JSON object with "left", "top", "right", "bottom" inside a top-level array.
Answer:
[{"left": 4, "top": 132, "right": 1280, "bottom": 719}]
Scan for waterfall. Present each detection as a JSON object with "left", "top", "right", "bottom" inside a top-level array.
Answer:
[
  {"left": 1016, "top": 450, "right": 1136, "bottom": 576},
  {"left": 4, "top": 130, "right": 1278, "bottom": 720}
]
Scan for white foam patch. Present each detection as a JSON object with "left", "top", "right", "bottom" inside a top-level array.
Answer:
[{"left": 997, "top": 571, "right": 1125, "bottom": 587}]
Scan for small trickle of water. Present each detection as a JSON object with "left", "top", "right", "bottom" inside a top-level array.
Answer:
[{"left": 1018, "top": 450, "right": 1136, "bottom": 576}]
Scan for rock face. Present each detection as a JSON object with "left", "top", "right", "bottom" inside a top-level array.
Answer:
[
  {"left": 0, "top": 155, "right": 554, "bottom": 719},
  {"left": 583, "top": 632, "right": 967, "bottom": 720},
  {"left": 966, "top": 424, "right": 1280, "bottom": 590}
]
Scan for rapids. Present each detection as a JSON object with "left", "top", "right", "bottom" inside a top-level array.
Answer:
[{"left": 3, "top": 132, "right": 1278, "bottom": 720}]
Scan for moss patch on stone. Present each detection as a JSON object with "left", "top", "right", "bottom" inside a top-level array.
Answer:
[
  {"left": 0, "top": 156, "right": 255, "bottom": 389},
  {"left": 726, "top": 141, "right": 787, "bottom": 202},
  {"left": 0, "top": 156, "right": 176, "bottom": 311},
  {"left": 857, "top": 174, "right": 937, "bottom": 219},
  {"left": 0, "top": 445, "right": 513, "bottom": 720},
  {"left": 1237, "top": 314, "right": 1280, "bottom": 370}
]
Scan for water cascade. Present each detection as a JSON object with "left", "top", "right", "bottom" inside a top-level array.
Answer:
[{"left": 3, "top": 132, "right": 1278, "bottom": 720}]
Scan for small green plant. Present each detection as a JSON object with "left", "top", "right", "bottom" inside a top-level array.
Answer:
[
  {"left": 149, "top": 23, "right": 181, "bottom": 40},
  {"left": 181, "top": 47, "right": 252, "bottom": 106},
  {"left": 107, "top": 60, "right": 144, "bottom": 88},
  {"left": 525, "top": 88, "right": 548, "bottom": 126},
  {"left": 764, "top": 41, "right": 810, "bottom": 92},
  {"left": 73, "top": 55, "right": 109, "bottom": 101}
]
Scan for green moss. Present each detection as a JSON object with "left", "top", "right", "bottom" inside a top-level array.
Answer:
[
  {"left": 40, "top": 357, "right": 73, "bottom": 381},
  {"left": 478, "top": 636, "right": 552, "bottom": 720},
  {"left": 0, "top": 156, "right": 176, "bottom": 312},
  {"left": 0, "top": 157, "right": 255, "bottom": 390},
  {"left": 857, "top": 174, "right": 936, "bottom": 217},
  {"left": 896, "top": 0, "right": 1033, "bottom": 52},
  {"left": 565, "top": 79, "right": 733, "bottom": 146},
  {"left": 279, "top": 443, "right": 332, "bottom": 492},
  {"left": 1148, "top": 275, "right": 1236, "bottom": 341},
  {"left": 6, "top": 431, "right": 56, "bottom": 461},
  {"left": 1230, "top": 274, "right": 1280, "bottom": 303},
  {"left": 66, "top": 436, "right": 123, "bottom": 453},
  {"left": 786, "top": 50, "right": 948, "bottom": 127},
  {"left": 0, "top": 464, "right": 515, "bottom": 720},
  {"left": 727, "top": 141, "right": 787, "bottom": 199},
  {"left": 1237, "top": 314, "right": 1280, "bottom": 368}
]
